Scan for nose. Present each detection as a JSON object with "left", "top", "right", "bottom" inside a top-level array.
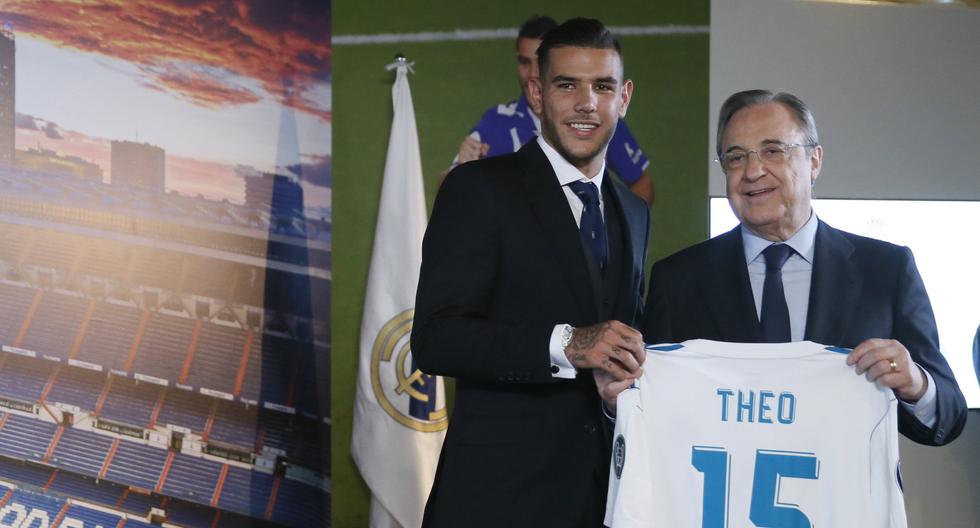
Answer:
[
  {"left": 574, "top": 87, "right": 597, "bottom": 114},
  {"left": 743, "top": 150, "right": 766, "bottom": 181}
]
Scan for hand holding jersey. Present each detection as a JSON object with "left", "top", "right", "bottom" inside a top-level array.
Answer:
[
  {"left": 848, "top": 338, "right": 928, "bottom": 402},
  {"left": 565, "top": 320, "right": 645, "bottom": 389}
]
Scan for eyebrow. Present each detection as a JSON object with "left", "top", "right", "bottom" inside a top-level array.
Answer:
[
  {"left": 549, "top": 74, "right": 619, "bottom": 85},
  {"left": 724, "top": 138, "right": 790, "bottom": 153}
]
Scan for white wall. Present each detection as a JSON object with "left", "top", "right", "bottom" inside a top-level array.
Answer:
[{"left": 709, "top": 0, "right": 980, "bottom": 200}]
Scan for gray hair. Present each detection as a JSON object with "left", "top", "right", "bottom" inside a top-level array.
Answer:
[{"left": 716, "top": 90, "right": 819, "bottom": 158}]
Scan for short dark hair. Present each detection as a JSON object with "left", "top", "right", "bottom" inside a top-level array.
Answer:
[
  {"left": 518, "top": 15, "right": 557, "bottom": 40},
  {"left": 536, "top": 18, "right": 622, "bottom": 80},
  {"left": 716, "top": 90, "right": 820, "bottom": 158}
]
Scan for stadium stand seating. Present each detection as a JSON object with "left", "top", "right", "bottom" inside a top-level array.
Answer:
[
  {"left": 240, "top": 334, "right": 298, "bottom": 405},
  {"left": 185, "top": 323, "right": 246, "bottom": 395},
  {"left": 271, "top": 476, "right": 329, "bottom": 527},
  {"left": 0, "top": 456, "right": 52, "bottom": 488},
  {"left": 207, "top": 401, "right": 258, "bottom": 449},
  {"left": 155, "top": 388, "right": 210, "bottom": 433},
  {"left": 62, "top": 503, "right": 125, "bottom": 527},
  {"left": 215, "top": 465, "right": 273, "bottom": 518},
  {"left": 118, "top": 488, "right": 163, "bottom": 517},
  {"left": 0, "top": 414, "right": 56, "bottom": 463},
  {"left": 77, "top": 240, "right": 130, "bottom": 280},
  {"left": 0, "top": 283, "right": 36, "bottom": 345},
  {"left": 103, "top": 441, "right": 167, "bottom": 491},
  {"left": 47, "top": 469, "right": 126, "bottom": 507},
  {"left": 5, "top": 488, "right": 64, "bottom": 521},
  {"left": 163, "top": 499, "right": 220, "bottom": 527},
  {"left": 75, "top": 301, "right": 142, "bottom": 371},
  {"left": 27, "top": 231, "right": 79, "bottom": 272},
  {"left": 19, "top": 291, "right": 89, "bottom": 360},
  {"left": 49, "top": 427, "right": 115, "bottom": 478},
  {"left": 98, "top": 379, "right": 159, "bottom": 427},
  {"left": 130, "top": 312, "right": 194, "bottom": 382},
  {"left": 0, "top": 225, "right": 30, "bottom": 263},
  {"left": 0, "top": 355, "right": 50, "bottom": 402},
  {"left": 159, "top": 452, "right": 222, "bottom": 504},
  {"left": 0, "top": 169, "right": 330, "bottom": 525},
  {"left": 44, "top": 366, "right": 105, "bottom": 411},
  {"left": 129, "top": 251, "right": 183, "bottom": 292}
]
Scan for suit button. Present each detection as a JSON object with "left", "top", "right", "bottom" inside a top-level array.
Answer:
[{"left": 583, "top": 423, "right": 598, "bottom": 434}]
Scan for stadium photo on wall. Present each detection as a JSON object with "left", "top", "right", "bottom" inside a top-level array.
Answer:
[{"left": 0, "top": 2, "right": 330, "bottom": 526}]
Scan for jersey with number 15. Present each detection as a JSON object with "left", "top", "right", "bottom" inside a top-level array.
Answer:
[{"left": 604, "top": 340, "right": 907, "bottom": 528}]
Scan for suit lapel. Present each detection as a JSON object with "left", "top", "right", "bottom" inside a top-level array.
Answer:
[
  {"left": 606, "top": 178, "right": 643, "bottom": 281},
  {"left": 704, "top": 227, "right": 761, "bottom": 342},
  {"left": 517, "top": 142, "right": 599, "bottom": 320},
  {"left": 805, "top": 221, "right": 862, "bottom": 345}
]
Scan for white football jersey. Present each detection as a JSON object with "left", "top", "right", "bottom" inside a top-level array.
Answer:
[{"left": 605, "top": 340, "right": 907, "bottom": 528}]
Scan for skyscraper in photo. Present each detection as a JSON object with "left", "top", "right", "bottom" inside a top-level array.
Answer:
[
  {"left": 0, "top": 25, "right": 15, "bottom": 165},
  {"left": 110, "top": 140, "right": 165, "bottom": 192}
]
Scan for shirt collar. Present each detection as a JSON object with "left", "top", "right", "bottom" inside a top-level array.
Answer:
[
  {"left": 536, "top": 135, "right": 606, "bottom": 189},
  {"left": 741, "top": 211, "right": 818, "bottom": 265}
]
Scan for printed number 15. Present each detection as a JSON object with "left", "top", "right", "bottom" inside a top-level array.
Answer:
[{"left": 691, "top": 446, "right": 819, "bottom": 528}]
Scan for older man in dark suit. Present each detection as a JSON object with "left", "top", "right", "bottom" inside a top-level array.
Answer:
[
  {"left": 412, "top": 19, "right": 650, "bottom": 527},
  {"left": 641, "top": 89, "right": 966, "bottom": 446}
]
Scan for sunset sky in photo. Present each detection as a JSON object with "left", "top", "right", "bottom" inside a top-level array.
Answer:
[{"left": 1, "top": 0, "right": 330, "bottom": 208}]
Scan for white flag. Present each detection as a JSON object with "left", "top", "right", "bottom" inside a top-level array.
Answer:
[{"left": 352, "top": 59, "right": 447, "bottom": 528}]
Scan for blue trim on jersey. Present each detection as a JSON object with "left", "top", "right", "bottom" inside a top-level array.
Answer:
[
  {"left": 823, "top": 346, "right": 852, "bottom": 354},
  {"left": 646, "top": 343, "right": 684, "bottom": 352},
  {"left": 469, "top": 94, "right": 650, "bottom": 183}
]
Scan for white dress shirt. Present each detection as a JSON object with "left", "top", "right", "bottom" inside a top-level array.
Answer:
[
  {"left": 534, "top": 136, "right": 606, "bottom": 379},
  {"left": 741, "top": 212, "right": 937, "bottom": 427}
]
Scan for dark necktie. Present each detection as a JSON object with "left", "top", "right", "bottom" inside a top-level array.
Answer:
[
  {"left": 760, "top": 243, "right": 793, "bottom": 343},
  {"left": 567, "top": 180, "right": 608, "bottom": 272}
]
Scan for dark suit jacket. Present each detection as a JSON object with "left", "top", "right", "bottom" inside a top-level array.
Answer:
[
  {"left": 412, "top": 141, "right": 650, "bottom": 527},
  {"left": 643, "top": 221, "right": 967, "bottom": 446}
]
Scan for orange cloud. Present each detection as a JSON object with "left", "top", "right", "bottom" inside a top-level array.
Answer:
[{"left": 1, "top": 0, "right": 330, "bottom": 120}]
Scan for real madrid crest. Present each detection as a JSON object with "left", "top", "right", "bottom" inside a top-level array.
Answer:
[
  {"left": 370, "top": 309, "right": 448, "bottom": 432},
  {"left": 614, "top": 434, "right": 626, "bottom": 479}
]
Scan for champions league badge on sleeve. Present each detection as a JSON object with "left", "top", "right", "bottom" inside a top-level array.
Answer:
[
  {"left": 370, "top": 309, "right": 448, "bottom": 432},
  {"left": 614, "top": 434, "right": 626, "bottom": 479}
]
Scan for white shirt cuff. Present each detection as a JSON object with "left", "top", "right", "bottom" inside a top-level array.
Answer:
[
  {"left": 898, "top": 365, "right": 937, "bottom": 429},
  {"left": 548, "top": 324, "right": 577, "bottom": 379}
]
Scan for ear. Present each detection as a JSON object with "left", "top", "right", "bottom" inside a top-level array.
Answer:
[
  {"left": 619, "top": 79, "right": 634, "bottom": 118},
  {"left": 527, "top": 77, "right": 544, "bottom": 116},
  {"left": 809, "top": 144, "right": 823, "bottom": 185}
]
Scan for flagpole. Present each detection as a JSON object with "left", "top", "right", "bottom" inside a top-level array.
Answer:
[{"left": 352, "top": 55, "right": 447, "bottom": 528}]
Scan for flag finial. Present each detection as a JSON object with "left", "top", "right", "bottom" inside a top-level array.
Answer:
[{"left": 385, "top": 54, "right": 414, "bottom": 73}]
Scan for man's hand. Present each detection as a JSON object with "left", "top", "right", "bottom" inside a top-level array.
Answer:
[
  {"left": 593, "top": 368, "right": 634, "bottom": 413},
  {"left": 457, "top": 136, "right": 489, "bottom": 164},
  {"left": 566, "top": 321, "right": 644, "bottom": 381},
  {"left": 847, "top": 338, "right": 928, "bottom": 402}
]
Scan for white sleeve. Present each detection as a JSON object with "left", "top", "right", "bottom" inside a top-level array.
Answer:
[{"left": 604, "top": 385, "right": 651, "bottom": 527}]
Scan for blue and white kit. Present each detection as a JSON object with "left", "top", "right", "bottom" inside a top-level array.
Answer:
[{"left": 605, "top": 340, "right": 907, "bottom": 528}]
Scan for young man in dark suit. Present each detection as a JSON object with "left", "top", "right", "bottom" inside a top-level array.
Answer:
[
  {"left": 641, "top": 89, "right": 966, "bottom": 446},
  {"left": 412, "top": 18, "right": 650, "bottom": 528}
]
